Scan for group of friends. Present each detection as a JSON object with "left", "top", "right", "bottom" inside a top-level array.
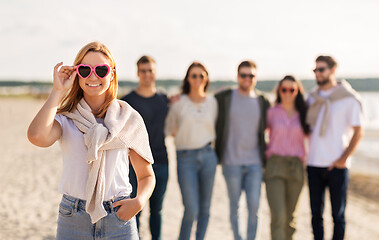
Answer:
[{"left": 28, "top": 41, "right": 363, "bottom": 240}]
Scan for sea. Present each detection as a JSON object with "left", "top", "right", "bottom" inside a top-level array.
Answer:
[
  {"left": 350, "top": 92, "right": 379, "bottom": 175},
  {"left": 0, "top": 84, "right": 378, "bottom": 175}
]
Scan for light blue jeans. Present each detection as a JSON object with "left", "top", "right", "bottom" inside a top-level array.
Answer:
[
  {"left": 176, "top": 143, "right": 218, "bottom": 240},
  {"left": 56, "top": 194, "right": 139, "bottom": 240},
  {"left": 223, "top": 164, "right": 263, "bottom": 240}
]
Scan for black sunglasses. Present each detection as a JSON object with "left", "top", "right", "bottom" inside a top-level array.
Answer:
[
  {"left": 190, "top": 74, "right": 205, "bottom": 79},
  {"left": 313, "top": 67, "right": 327, "bottom": 73},
  {"left": 239, "top": 73, "right": 255, "bottom": 79},
  {"left": 280, "top": 87, "right": 297, "bottom": 93}
]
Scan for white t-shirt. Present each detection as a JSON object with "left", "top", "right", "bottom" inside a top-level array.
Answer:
[
  {"left": 54, "top": 114, "right": 132, "bottom": 201},
  {"left": 165, "top": 94, "right": 218, "bottom": 150},
  {"left": 307, "top": 87, "right": 363, "bottom": 168}
]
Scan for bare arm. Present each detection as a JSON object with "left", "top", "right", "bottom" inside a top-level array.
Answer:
[
  {"left": 328, "top": 126, "right": 363, "bottom": 170},
  {"left": 129, "top": 149, "right": 156, "bottom": 206},
  {"left": 27, "top": 63, "right": 76, "bottom": 147},
  {"left": 113, "top": 149, "right": 156, "bottom": 220},
  {"left": 165, "top": 100, "right": 180, "bottom": 137}
]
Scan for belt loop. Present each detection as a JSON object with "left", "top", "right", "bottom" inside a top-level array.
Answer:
[{"left": 74, "top": 199, "right": 79, "bottom": 213}]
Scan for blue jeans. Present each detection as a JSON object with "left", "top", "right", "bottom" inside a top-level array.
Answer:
[
  {"left": 56, "top": 194, "right": 138, "bottom": 240},
  {"left": 307, "top": 166, "right": 349, "bottom": 240},
  {"left": 129, "top": 163, "right": 169, "bottom": 240},
  {"left": 176, "top": 144, "right": 218, "bottom": 240},
  {"left": 223, "top": 164, "right": 263, "bottom": 240}
]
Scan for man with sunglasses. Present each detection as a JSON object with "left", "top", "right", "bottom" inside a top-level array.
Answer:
[
  {"left": 121, "top": 56, "right": 169, "bottom": 240},
  {"left": 306, "top": 55, "right": 363, "bottom": 240},
  {"left": 215, "top": 60, "right": 270, "bottom": 240}
]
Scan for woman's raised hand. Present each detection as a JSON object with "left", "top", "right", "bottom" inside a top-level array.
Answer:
[
  {"left": 53, "top": 62, "right": 76, "bottom": 94},
  {"left": 27, "top": 62, "right": 76, "bottom": 147}
]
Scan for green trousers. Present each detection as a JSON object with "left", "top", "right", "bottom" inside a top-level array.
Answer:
[{"left": 264, "top": 155, "right": 304, "bottom": 240}]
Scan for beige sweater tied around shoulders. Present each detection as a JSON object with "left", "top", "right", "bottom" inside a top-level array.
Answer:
[
  {"left": 63, "top": 98, "right": 154, "bottom": 224},
  {"left": 306, "top": 79, "right": 362, "bottom": 137}
]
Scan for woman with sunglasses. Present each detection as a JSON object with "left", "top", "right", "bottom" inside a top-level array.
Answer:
[
  {"left": 27, "top": 42, "right": 155, "bottom": 239},
  {"left": 265, "top": 75, "right": 310, "bottom": 240},
  {"left": 165, "top": 62, "right": 218, "bottom": 240}
]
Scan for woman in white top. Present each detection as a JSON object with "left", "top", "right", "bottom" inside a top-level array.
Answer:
[
  {"left": 165, "top": 62, "right": 218, "bottom": 240},
  {"left": 27, "top": 42, "right": 155, "bottom": 240}
]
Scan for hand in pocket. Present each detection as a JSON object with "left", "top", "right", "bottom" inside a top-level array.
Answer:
[{"left": 113, "top": 198, "right": 143, "bottom": 221}]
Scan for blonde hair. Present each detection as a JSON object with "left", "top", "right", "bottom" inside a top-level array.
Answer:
[{"left": 57, "top": 42, "right": 118, "bottom": 118}]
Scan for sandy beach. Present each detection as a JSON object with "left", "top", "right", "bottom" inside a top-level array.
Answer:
[{"left": 1, "top": 97, "right": 379, "bottom": 240}]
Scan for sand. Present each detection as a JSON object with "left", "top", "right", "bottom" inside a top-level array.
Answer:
[{"left": 1, "top": 97, "right": 379, "bottom": 240}]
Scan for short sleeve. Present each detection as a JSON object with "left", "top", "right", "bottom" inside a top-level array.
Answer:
[
  {"left": 266, "top": 107, "right": 274, "bottom": 130},
  {"left": 160, "top": 92, "right": 169, "bottom": 105},
  {"left": 210, "top": 96, "right": 218, "bottom": 123},
  {"left": 54, "top": 114, "right": 63, "bottom": 128},
  {"left": 307, "top": 94, "right": 315, "bottom": 107},
  {"left": 164, "top": 101, "right": 179, "bottom": 136},
  {"left": 347, "top": 98, "right": 363, "bottom": 127},
  {"left": 54, "top": 114, "right": 64, "bottom": 140},
  {"left": 124, "top": 110, "right": 154, "bottom": 164}
]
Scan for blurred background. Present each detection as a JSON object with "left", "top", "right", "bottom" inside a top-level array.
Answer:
[{"left": 1, "top": 0, "right": 378, "bottom": 239}]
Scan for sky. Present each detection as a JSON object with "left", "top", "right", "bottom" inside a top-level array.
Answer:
[{"left": 1, "top": 0, "right": 379, "bottom": 82}]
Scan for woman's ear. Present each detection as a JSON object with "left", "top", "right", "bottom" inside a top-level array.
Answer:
[{"left": 111, "top": 69, "right": 115, "bottom": 81}]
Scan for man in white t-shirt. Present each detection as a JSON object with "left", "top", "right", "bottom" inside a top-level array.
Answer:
[{"left": 306, "top": 55, "right": 363, "bottom": 240}]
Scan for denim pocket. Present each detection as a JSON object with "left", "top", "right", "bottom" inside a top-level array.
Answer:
[
  {"left": 59, "top": 203, "right": 73, "bottom": 217},
  {"left": 114, "top": 206, "right": 130, "bottom": 224}
]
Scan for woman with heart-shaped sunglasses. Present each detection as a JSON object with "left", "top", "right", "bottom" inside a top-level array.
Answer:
[{"left": 27, "top": 42, "right": 155, "bottom": 240}]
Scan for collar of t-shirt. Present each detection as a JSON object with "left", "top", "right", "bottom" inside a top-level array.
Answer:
[
  {"left": 235, "top": 89, "right": 258, "bottom": 98},
  {"left": 96, "top": 118, "right": 105, "bottom": 125},
  {"left": 318, "top": 85, "right": 339, "bottom": 98}
]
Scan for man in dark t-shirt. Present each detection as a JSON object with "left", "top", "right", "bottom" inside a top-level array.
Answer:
[{"left": 121, "top": 56, "right": 169, "bottom": 240}]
